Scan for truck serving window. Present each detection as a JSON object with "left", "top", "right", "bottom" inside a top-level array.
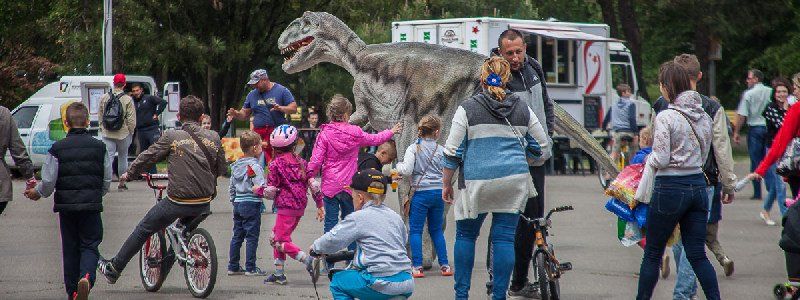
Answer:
[
  {"left": 529, "top": 35, "right": 575, "bottom": 85},
  {"left": 12, "top": 106, "right": 39, "bottom": 129}
]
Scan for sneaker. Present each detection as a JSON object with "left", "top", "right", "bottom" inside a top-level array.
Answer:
[
  {"left": 117, "top": 182, "right": 128, "bottom": 191},
  {"left": 760, "top": 212, "right": 777, "bottom": 226},
  {"left": 227, "top": 267, "right": 245, "bottom": 276},
  {"left": 411, "top": 267, "right": 425, "bottom": 278},
  {"left": 660, "top": 254, "right": 670, "bottom": 279},
  {"left": 507, "top": 282, "right": 539, "bottom": 299},
  {"left": 75, "top": 274, "right": 90, "bottom": 300},
  {"left": 721, "top": 256, "right": 734, "bottom": 277},
  {"left": 264, "top": 273, "right": 287, "bottom": 285},
  {"left": 97, "top": 258, "right": 120, "bottom": 284},
  {"left": 440, "top": 265, "right": 453, "bottom": 276},
  {"left": 245, "top": 267, "right": 267, "bottom": 276}
]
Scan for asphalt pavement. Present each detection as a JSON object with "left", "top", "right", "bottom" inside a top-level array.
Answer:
[{"left": 0, "top": 163, "right": 788, "bottom": 299}]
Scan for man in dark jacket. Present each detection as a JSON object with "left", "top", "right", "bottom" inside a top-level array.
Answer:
[
  {"left": 491, "top": 29, "right": 555, "bottom": 298},
  {"left": 0, "top": 105, "right": 35, "bottom": 215},
  {"left": 131, "top": 83, "right": 165, "bottom": 174},
  {"left": 25, "top": 102, "right": 111, "bottom": 300}
]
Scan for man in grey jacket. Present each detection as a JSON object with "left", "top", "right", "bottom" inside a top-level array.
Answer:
[
  {"left": 492, "top": 29, "right": 555, "bottom": 298},
  {"left": 0, "top": 105, "right": 35, "bottom": 215}
]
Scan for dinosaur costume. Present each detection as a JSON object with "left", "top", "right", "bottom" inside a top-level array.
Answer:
[{"left": 277, "top": 11, "right": 618, "bottom": 264}]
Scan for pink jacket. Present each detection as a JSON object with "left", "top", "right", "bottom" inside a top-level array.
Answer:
[
  {"left": 307, "top": 122, "right": 394, "bottom": 198},
  {"left": 264, "top": 152, "right": 323, "bottom": 217}
]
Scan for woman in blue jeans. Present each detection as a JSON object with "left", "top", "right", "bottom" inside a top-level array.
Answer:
[
  {"left": 395, "top": 115, "right": 453, "bottom": 278},
  {"left": 638, "top": 61, "right": 720, "bottom": 300},
  {"left": 442, "top": 57, "right": 550, "bottom": 299}
]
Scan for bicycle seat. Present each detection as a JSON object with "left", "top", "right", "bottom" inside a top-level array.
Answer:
[{"left": 620, "top": 136, "right": 634, "bottom": 143}]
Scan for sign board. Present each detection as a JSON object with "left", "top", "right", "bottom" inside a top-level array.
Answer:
[
  {"left": 581, "top": 41, "right": 607, "bottom": 95},
  {"left": 87, "top": 87, "right": 105, "bottom": 115},
  {"left": 414, "top": 26, "right": 436, "bottom": 44},
  {"left": 438, "top": 23, "right": 463, "bottom": 49}
]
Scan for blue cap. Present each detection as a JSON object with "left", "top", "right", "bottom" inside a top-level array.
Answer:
[{"left": 247, "top": 69, "right": 269, "bottom": 85}]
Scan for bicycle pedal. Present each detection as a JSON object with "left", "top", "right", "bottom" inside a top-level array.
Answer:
[{"left": 558, "top": 262, "right": 572, "bottom": 271}]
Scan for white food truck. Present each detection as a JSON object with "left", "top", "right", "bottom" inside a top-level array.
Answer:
[
  {"left": 5, "top": 75, "right": 180, "bottom": 169},
  {"left": 391, "top": 17, "right": 651, "bottom": 171}
]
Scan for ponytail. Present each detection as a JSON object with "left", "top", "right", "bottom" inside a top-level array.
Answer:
[
  {"left": 417, "top": 115, "right": 442, "bottom": 139},
  {"left": 481, "top": 57, "right": 511, "bottom": 101}
]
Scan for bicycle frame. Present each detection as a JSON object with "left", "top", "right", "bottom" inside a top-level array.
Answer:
[{"left": 521, "top": 206, "right": 574, "bottom": 280}]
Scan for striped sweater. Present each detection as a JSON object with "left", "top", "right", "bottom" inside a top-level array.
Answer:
[{"left": 443, "top": 92, "right": 551, "bottom": 220}]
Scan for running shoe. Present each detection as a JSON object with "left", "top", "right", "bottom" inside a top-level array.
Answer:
[
  {"left": 264, "top": 273, "right": 287, "bottom": 285},
  {"left": 97, "top": 258, "right": 120, "bottom": 284},
  {"left": 245, "top": 267, "right": 267, "bottom": 276},
  {"left": 411, "top": 267, "right": 425, "bottom": 278},
  {"left": 440, "top": 265, "right": 453, "bottom": 276}
]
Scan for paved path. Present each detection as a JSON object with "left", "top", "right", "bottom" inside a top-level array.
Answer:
[{"left": 0, "top": 163, "right": 788, "bottom": 299}]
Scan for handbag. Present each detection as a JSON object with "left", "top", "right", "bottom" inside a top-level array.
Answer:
[
  {"left": 402, "top": 142, "right": 439, "bottom": 217},
  {"left": 634, "top": 160, "right": 655, "bottom": 204},
  {"left": 776, "top": 137, "right": 800, "bottom": 177}
]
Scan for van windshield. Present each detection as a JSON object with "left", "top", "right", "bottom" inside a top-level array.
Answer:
[{"left": 12, "top": 106, "right": 39, "bottom": 129}]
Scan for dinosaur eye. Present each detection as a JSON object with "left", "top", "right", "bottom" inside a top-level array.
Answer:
[{"left": 302, "top": 21, "right": 310, "bottom": 34}]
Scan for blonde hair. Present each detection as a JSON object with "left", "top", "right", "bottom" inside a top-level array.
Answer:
[
  {"left": 377, "top": 141, "right": 397, "bottom": 161},
  {"left": 639, "top": 127, "right": 653, "bottom": 147},
  {"left": 239, "top": 130, "right": 262, "bottom": 154},
  {"left": 417, "top": 115, "right": 442, "bottom": 138},
  {"left": 326, "top": 94, "right": 353, "bottom": 123},
  {"left": 200, "top": 114, "right": 211, "bottom": 122},
  {"left": 481, "top": 57, "right": 511, "bottom": 101},
  {"left": 792, "top": 73, "right": 800, "bottom": 90}
]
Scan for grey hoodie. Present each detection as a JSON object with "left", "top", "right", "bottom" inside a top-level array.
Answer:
[
  {"left": 648, "top": 90, "right": 712, "bottom": 176},
  {"left": 228, "top": 156, "right": 265, "bottom": 202},
  {"left": 395, "top": 138, "right": 444, "bottom": 191}
]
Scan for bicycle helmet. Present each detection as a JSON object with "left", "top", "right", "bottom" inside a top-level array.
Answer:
[{"left": 270, "top": 124, "right": 298, "bottom": 148}]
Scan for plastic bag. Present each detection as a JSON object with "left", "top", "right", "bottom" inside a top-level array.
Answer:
[
  {"left": 606, "top": 163, "right": 645, "bottom": 206},
  {"left": 666, "top": 225, "right": 681, "bottom": 246},
  {"left": 634, "top": 161, "right": 656, "bottom": 204},
  {"left": 621, "top": 222, "right": 643, "bottom": 247},
  {"left": 605, "top": 198, "right": 634, "bottom": 222},
  {"left": 633, "top": 203, "right": 649, "bottom": 229}
]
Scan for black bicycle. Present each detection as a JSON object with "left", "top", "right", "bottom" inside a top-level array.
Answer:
[{"left": 486, "top": 205, "right": 573, "bottom": 300}]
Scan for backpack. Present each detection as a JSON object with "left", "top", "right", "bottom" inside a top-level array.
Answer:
[{"left": 102, "top": 92, "right": 125, "bottom": 131}]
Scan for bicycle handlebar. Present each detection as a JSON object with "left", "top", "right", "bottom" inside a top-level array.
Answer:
[
  {"left": 309, "top": 250, "right": 355, "bottom": 263},
  {"left": 142, "top": 173, "right": 168, "bottom": 190},
  {"left": 521, "top": 205, "right": 573, "bottom": 225}
]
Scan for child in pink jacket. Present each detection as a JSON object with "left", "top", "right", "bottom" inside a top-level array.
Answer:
[{"left": 307, "top": 94, "right": 402, "bottom": 254}]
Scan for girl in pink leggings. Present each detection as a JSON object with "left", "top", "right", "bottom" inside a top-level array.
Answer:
[{"left": 254, "top": 124, "right": 324, "bottom": 285}]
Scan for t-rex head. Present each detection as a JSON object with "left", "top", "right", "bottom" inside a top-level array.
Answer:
[{"left": 278, "top": 11, "right": 365, "bottom": 74}]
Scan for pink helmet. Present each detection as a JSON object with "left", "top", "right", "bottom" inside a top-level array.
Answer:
[{"left": 270, "top": 124, "right": 298, "bottom": 148}]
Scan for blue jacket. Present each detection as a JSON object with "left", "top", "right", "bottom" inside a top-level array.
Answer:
[{"left": 630, "top": 147, "right": 652, "bottom": 165}]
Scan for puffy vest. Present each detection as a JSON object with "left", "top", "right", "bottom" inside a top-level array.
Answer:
[{"left": 49, "top": 128, "right": 106, "bottom": 212}]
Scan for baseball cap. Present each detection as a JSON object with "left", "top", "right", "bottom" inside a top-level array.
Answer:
[
  {"left": 247, "top": 69, "right": 269, "bottom": 85},
  {"left": 113, "top": 73, "right": 126, "bottom": 85},
  {"left": 349, "top": 169, "right": 389, "bottom": 195}
]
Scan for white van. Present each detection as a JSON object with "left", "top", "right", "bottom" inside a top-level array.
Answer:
[{"left": 4, "top": 75, "right": 180, "bottom": 169}]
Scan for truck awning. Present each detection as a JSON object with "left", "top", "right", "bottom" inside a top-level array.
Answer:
[{"left": 510, "top": 24, "right": 621, "bottom": 42}]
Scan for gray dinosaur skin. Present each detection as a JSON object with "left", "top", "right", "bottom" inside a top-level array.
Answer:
[{"left": 278, "top": 11, "right": 619, "bottom": 183}]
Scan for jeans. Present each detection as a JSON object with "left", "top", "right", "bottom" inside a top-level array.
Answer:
[
  {"left": 59, "top": 211, "right": 102, "bottom": 297},
  {"left": 637, "top": 174, "right": 719, "bottom": 300},
  {"left": 324, "top": 192, "right": 356, "bottom": 251},
  {"left": 330, "top": 270, "right": 414, "bottom": 300},
  {"left": 103, "top": 135, "right": 133, "bottom": 177},
  {"left": 229, "top": 201, "right": 262, "bottom": 271},
  {"left": 409, "top": 189, "right": 449, "bottom": 267},
  {"left": 511, "top": 165, "right": 545, "bottom": 290},
  {"left": 136, "top": 127, "right": 161, "bottom": 174},
  {"left": 748, "top": 126, "right": 767, "bottom": 198},
  {"left": 763, "top": 158, "right": 788, "bottom": 216},
  {"left": 455, "top": 212, "right": 519, "bottom": 300},
  {"left": 111, "top": 199, "right": 210, "bottom": 272}
]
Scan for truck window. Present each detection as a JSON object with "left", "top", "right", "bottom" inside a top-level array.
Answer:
[
  {"left": 530, "top": 36, "right": 575, "bottom": 85},
  {"left": 12, "top": 106, "right": 39, "bottom": 129},
  {"left": 610, "top": 63, "right": 633, "bottom": 92}
]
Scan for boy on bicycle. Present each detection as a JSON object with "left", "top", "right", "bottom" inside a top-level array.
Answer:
[
  {"left": 310, "top": 169, "right": 414, "bottom": 299},
  {"left": 97, "top": 95, "right": 226, "bottom": 284},
  {"left": 602, "top": 83, "right": 639, "bottom": 163},
  {"left": 24, "top": 102, "right": 111, "bottom": 300}
]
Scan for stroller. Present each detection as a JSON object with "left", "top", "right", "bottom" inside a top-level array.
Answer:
[{"left": 775, "top": 200, "right": 800, "bottom": 299}]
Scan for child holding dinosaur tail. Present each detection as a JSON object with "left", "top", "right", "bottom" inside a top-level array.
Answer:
[{"left": 306, "top": 94, "right": 402, "bottom": 267}]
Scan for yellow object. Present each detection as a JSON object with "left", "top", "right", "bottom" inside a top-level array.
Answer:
[{"left": 221, "top": 137, "right": 245, "bottom": 162}]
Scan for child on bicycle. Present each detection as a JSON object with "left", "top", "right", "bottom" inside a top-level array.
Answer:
[
  {"left": 97, "top": 95, "right": 227, "bottom": 285},
  {"left": 603, "top": 83, "right": 639, "bottom": 163},
  {"left": 254, "top": 124, "right": 325, "bottom": 285},
  {"left": 227, "top": 130, "right": 268, "bottom": 276},
  {"left": 393, "top": 115, "right": 452, "bottom": 278},
  {"left": 311, "top": 169, "right": 414, "bottom": 299},
  {"left": 307, "top": 94, "right": 401, "bottom": 256},
  {"left": 23, "top": 102, "right": 111, "bottom": 300}
]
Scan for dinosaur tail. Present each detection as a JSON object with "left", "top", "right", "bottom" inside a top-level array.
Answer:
[{"left": 552, "top": 103, "right": 620, "bottom": 178}]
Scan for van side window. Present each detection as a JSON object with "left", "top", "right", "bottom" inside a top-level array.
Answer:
[{"left": 12, "top": 106, "right": 39, "bottom": 129}]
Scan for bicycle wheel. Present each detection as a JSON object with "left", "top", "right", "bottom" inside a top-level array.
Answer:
[
  {"left": 596, "top": 162, "right": 612, "bottom": 189},
  {"left": 534, "top": 251, "right": 550, "bottom": 300},
  {"left": 183, "top": 228, "right": 217, "bottom": 298},
  {"left": 139, "top": 231, "right": 167, "bottom": 292}
]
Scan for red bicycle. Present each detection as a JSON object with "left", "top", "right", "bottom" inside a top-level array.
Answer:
[{"left": 138, "top": 174, "right": 217, "bottom": 298}]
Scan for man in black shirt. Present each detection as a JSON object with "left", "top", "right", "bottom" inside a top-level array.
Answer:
[{"left": 131, "top": 84, "right": 165, "bottom": 174}]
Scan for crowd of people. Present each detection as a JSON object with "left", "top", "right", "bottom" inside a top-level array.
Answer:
[{"left": 1, "top": 27, "right": 799, "bottom": 300}]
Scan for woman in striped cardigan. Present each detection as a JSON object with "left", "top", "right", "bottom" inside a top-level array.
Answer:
[{"left": 442, "top": 57, "right": 551, "bottom": 299}]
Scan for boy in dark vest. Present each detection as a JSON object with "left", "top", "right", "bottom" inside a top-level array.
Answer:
[{"left": 24, "top": 102, "right": 112, "bottom": 300}]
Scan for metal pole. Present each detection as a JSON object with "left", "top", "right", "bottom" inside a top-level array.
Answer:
[{"left": 102, "top": 0, "right": 113, "bottom": 75}]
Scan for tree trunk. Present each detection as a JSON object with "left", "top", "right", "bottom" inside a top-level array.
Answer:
[
  {"left": 597, "top": 0, "right": 619, "bottom": 39},
  {"left": 693, "top": 27, "right": 712, "bottom": 96},
  {"left": 617, "top": 0, "right": 649, "bottom": 100}
]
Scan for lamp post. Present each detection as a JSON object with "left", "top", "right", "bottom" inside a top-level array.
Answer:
[{"left": 102, "top": 0, "right": 113, "bottom": 75}]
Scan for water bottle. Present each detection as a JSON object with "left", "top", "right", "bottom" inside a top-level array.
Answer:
[{"left": 734, "top": 178, "right": 750, "bottom": 192}]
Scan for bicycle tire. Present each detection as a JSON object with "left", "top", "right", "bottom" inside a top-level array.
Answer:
[
  {"left": 184, "top": 228, "right": 217, "bottom": 298},
  {"left": 535, "top": 251, "right": 550, "bottom": 300},
  {"left": 139, "top": 231, "right": 167, "bottom": 292},
  {"left": 596, "top": 162, "right": 612, "bottom": 189}
]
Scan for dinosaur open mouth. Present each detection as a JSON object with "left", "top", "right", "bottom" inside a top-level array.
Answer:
[{"left": 281, "top": 36, "right": 314, "bottom": 62}]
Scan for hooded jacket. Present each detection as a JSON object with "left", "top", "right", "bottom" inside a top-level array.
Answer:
[
  {"left": 648, "top": 90, "right": 712, "bottom": 176},
  {"left": 307, "top": 122, "right": 394, "bottom": 198},
  {"left": 228, "top": 156, "right": 264, "bottom": 203},
  {"left": 267, "top": 152, "right": 323, "bottom": 216}
]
